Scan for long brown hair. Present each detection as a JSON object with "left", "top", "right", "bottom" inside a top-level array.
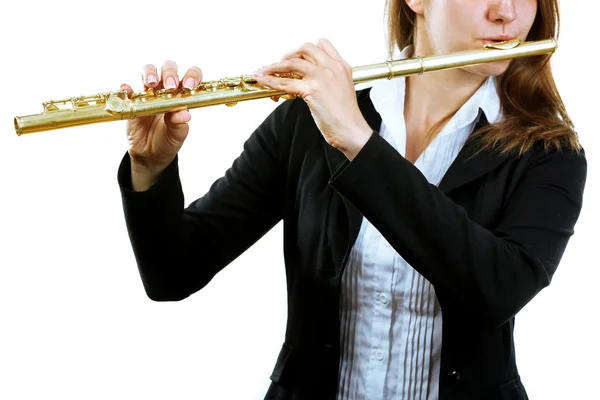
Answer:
[{"left": 385, "top": 0, "right": 581, "bottom": 156}]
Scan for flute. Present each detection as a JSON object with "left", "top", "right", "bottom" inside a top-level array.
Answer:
[{"left": 14, "top": 39, "right": 557, "bottom": 136}]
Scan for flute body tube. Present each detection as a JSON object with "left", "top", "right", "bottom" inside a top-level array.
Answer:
[{"left": 14, "top": 39, "right": 557, "bottom": 136}]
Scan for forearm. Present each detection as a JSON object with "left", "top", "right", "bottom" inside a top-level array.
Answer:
[
  {"left": 329, "top": 132, "right": 585, "bottom": 326},
  {"left": 334, "top": 166, "right": 540, "bottom": 324},
  {"left": 119, "top": 152, "right": 219, "bottom": 301},
  {"left": 117, "top": 100, "right": 295, "bottom": 302}
]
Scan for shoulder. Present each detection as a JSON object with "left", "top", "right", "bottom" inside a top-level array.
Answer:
[
  {"left": 513, "top": 137, "right": 588, "bottom": 200},
  {"left": 527, "top": 133, "right": 587, "bottom": 171},
  {"left": 476, "top": 122, "right": 586, "bottom": 178}
]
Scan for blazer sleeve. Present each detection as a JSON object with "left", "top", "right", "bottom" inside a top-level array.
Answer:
[
  {"left": 329, "top": 132, "right": 587, "bottom": 327},
  {"left": 117, "top": 99, "right": 297, "bottom": 301}
]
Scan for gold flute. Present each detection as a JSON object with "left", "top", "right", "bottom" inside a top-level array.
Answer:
[{"left": 14, "top": 39, "right": 556, "bottom": 136}]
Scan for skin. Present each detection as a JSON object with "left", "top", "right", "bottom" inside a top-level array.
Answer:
[
  {"left": 121, "top": 0, "right": 537, "bottom": 191},
  {"left": 402, "top": 0, "right": 537, "bottom": 162},
  {"left": 254, "top": 0, "right": 537, "bottom": 162}
]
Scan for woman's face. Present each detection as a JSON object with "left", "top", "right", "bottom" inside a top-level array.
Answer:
[{"left": 411, "top": 0, "right": 538, "bottom": 76}]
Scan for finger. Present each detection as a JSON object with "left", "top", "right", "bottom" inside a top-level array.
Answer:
[
  {"left": 181, "top": 66, "right": 203, "bottom": 90},
  {"left": 120, "top": 83, "right": 134, "bottom": 97},
  {"left": 316, "top": 37, "right": 344, "bottom": 62},
  {"left": 141, "top": 64, "right": 159, "bottom": 90},
  {"left": 165, "top": 109, "right": 191, "bottom": 125},
  {"left": 261, "top": 58, "right": 316, "bottom": 78},
  {"left": 253, "top": 74, "right": 303, "bottom": 98},
  {"left": 280, "top": 42, "right": 329, "bottom": 65},
  {"left": 164, "top": 110, "right": 191, "bottom": 141},
  {"left": 161, "top": 60, "right": 179, "bottom": 90}
]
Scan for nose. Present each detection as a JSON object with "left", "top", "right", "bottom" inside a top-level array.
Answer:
[{"left": 488, "top": 0, "right": 517, "bottom": 24}]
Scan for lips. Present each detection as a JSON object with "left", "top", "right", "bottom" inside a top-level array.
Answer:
[{"left": 481, "top": 35, "right": 516, "bottom": 43}]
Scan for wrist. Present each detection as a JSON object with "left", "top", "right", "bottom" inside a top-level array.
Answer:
[
  {"left": 130, "top": 153, "right": 173, "bottom": 176},
  {"left": 129, "top": 155, "right": 173, "bottom": 192},
  {"left": 340, "top": 123, "right": 373, "bottom": 161}
]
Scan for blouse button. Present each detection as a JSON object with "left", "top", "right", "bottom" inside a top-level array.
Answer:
[
  {"left": 447, "top": 370, "right": 461, "bottom": 382},
  {"left": 380, "top": 294, "right": 389, "bottom": 305}
]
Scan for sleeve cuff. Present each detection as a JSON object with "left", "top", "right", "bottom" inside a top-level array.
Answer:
[
  {"left": 328, "top": 130, "right": 393, "bottom": 188},
  {"left": 117, "top": 151, "right": 181, "bottom": 198}
]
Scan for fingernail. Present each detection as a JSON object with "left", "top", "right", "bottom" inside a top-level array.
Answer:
[
  {"left": 183, "top": 77, "right": 196, "bottom": 89},
  {"left": 253, "top": 69, "right": 264, "bottom": 77},
  {"left": 165, "top": 76, "right": 177, "bottom": 89},
  {"left": 147, "top": 74, "right": 158, "bottom": 85}
]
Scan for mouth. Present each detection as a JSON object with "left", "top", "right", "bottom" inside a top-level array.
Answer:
[{"left": 480, "top": 36, "right": 516, "bottom": 45}]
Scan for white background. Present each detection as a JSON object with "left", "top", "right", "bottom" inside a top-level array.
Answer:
[{"left": 0, "top": 1, "right": 597, "bottom": 399}]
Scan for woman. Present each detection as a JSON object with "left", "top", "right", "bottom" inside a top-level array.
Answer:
[{"left": 117, "top": 0, "right": 587, "bottom": 399}]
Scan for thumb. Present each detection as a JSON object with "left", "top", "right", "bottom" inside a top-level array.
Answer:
[{"left": 164, "top": 110, "right": 191, "bottom": 142}]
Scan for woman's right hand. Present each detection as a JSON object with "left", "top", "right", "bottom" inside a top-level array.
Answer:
[{"left": 120, "top": 60, "right": 203, "bottom": 172}]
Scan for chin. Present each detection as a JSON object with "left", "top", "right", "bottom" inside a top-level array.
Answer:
[{"left": 465, "top": 60, "right": 511, "bottom": 77}]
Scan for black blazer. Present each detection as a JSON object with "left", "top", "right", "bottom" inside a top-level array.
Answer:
[{"left": 117, "top": 88, "right": 587, "bottom": 400}]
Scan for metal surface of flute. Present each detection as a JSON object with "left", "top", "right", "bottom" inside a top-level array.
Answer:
[{"left": 14, "top": 39, "right": 557, "bottom": 136}]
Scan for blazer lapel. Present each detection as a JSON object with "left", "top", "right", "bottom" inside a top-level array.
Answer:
[{"left": 438, "top": 109, "right": 514, "bottom": 194}]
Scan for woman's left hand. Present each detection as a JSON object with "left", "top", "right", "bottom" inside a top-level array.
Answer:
[{"left": 253, "top": 38, "right": 373, "bottom": 160}]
